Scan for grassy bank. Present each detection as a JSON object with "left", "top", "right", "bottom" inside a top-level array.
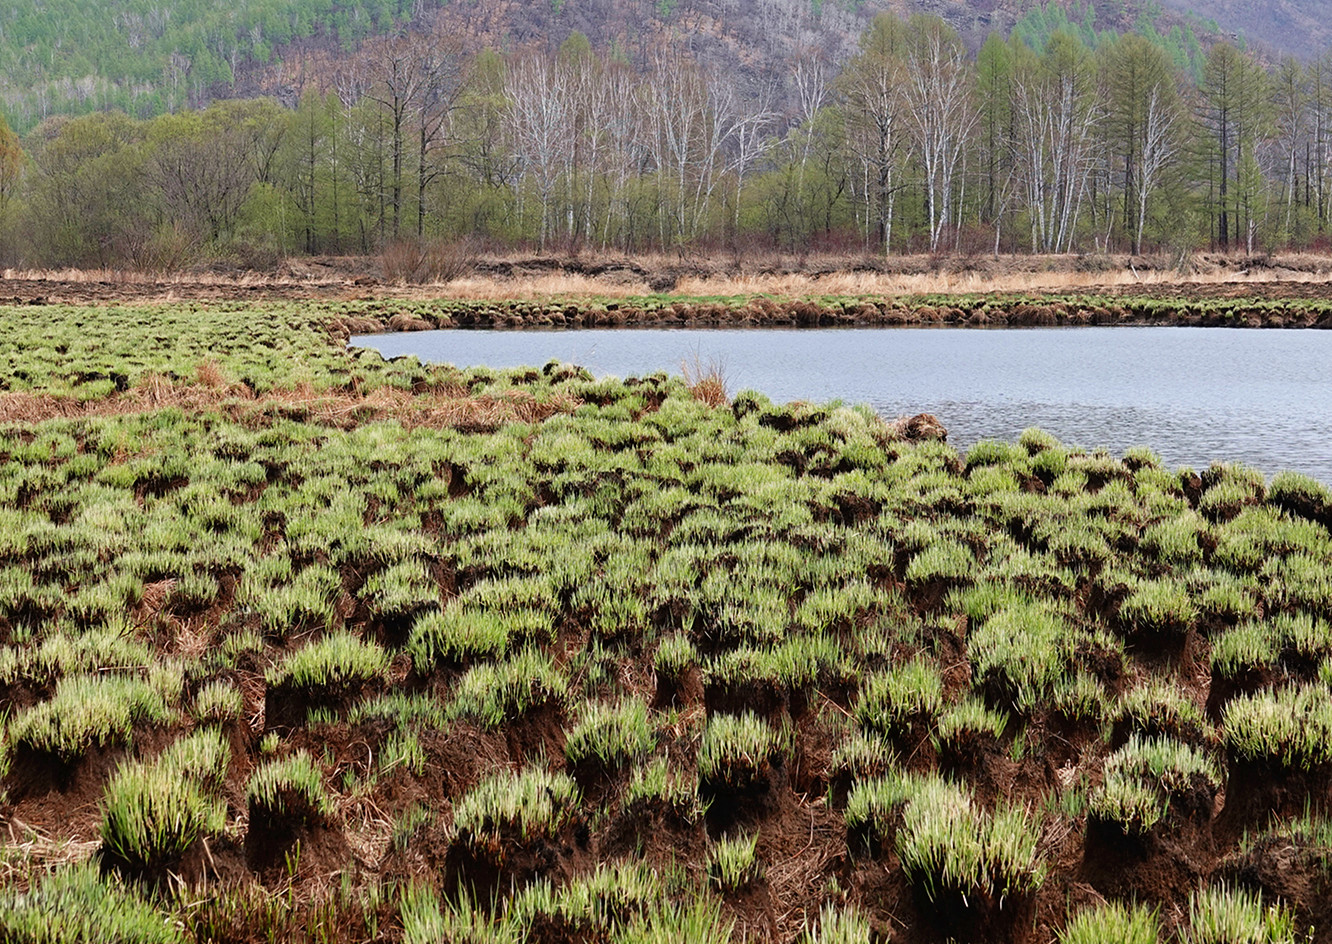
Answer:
[{"left": 1, "top": 301, "right": 1331, "bottom": 943}]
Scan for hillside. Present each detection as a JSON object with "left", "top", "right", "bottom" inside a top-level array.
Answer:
[
  {"left": 1159, "top": 0, "right": 1331, "bottom": 61},
  {"left": 0, "top": 0, "right": 1235, "bottom": 132}
]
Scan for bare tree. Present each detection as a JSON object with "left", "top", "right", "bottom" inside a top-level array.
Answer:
[
  {"left": 1134, "top": 86, "right": 1178, "bottom": 253},
  {"left": 837, "top": 13, "right": 910, "bottom": 253},
  {"left": 903, "top": 19, "right": 976, "bottom": 252},
  {"left": 1013, "top": 34, "right": 1103, "bottom": 253},
  {"left": 505, "top": 51, "right": 573, "bottom": 249}
]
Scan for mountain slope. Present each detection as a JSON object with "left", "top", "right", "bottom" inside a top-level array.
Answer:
[{"left": 0, "top": 0, "right": 1286, "bottom": 133}]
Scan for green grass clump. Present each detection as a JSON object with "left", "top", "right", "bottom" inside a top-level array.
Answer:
[
  {"left": 191, "top": 679, "right": 244, "bottom": 725},
  {"left": 158, "top": 728, "right": 231, "bottom": 790},
  {"left": 1058, "top": 901, "right": 1161, "bottom": 944},
  {"left": 934, "top": 697, "right": 1009, "bottom": 754},
  {"left": 1184, "top": 885, "right": 1297, "bottom": 944},
  {"left": 697, "top": 712, "right": 786, "bottom": 792},
  {"left": 446, "top": 648, "right": 568, "bottom": 727},
  {"left": 1267, "top": 470, "right": 1332, "bottom": 524},
  {"left": 1115, "top": 679, "right": 1210, "bottom": 744},
  {"left": 830, "top": 730, "right": 895, "bottom": 782},
  {"left": 844, "top": 769, "right": 919, "bottom": 842},
  {"left": 1118, "top": 578, "right": 1198, "bottom": 635},
  {"left": 970, "top": 602, "right": 1079, "bottom": 713},
  {"left": 509, "top": 860, "right": 668, "bottom": 934},
  {"left": 453, "top": 767, "right": 580, "bottom": 846},
  {"left": 894, "top": 775, "right": 1045, "bottom": 906},
  {"left": 265, "top": 631, "right": 389, "bottom": 694},
  {"left": 5, "top": 673, "right": 171, "bottom": 762},
  {"left": 1223, "top": 684, "right": 1332, "bottom": 770},
  {"left": 564, "top": 698, "right": 656, "bottom": 771},
  {"left": 1089, "top": 735, "right": 1219, "bottom": 834},
  {"left": 800, "top": 903, "right": 873, "bottom": 944},
  {"left": 246, "top": 751, "right": 334, "bottom": 823},
  {"left": 0, "top": 862, "right": 185, "bottom": 943},
  {"left": 654, "top": 633, "right": 698, "bottom": 679},
  {"left": 614, "top": 896, "right": 733, "bottom": 944},
  {"left": 407, "top": 607, "right": 551, "bottom": 670},
  {"left": 624, "top": 757, "right": 705, "bottom": 821},
  {"left": 708, "top": 831, "right": 761, "bottom": 891},
  {"left": 99, "top": 761, "right": 226, "bottom": 874},
  {"left": 854, "top": 658, "right": 944, "bottom": 738}
]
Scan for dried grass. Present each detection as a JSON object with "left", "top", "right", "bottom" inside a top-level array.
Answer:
[
  {"left": 0, "top": 381, "right": 580, "bottom": 431},
  {"left": 681, "top": 354, "right": 729, "bottom": 407}
]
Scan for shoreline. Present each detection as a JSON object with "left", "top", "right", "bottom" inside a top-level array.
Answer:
[{"left": 327, "top": 291, "right": 1332, "bottom": 338}]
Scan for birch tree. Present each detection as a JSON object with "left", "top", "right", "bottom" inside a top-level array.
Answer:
[
  {"left": 1013, "top": 31, "right": 1102, "bottom": 253},
  {"left": 837, "top": 13, "right": 910, "bottom": 253},
  {"left": 903, "top": 16, "right": 977, "bottom": 252}
]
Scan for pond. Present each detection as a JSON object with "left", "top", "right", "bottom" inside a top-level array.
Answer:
[{"left": 351, "top": 326, "right": 1332, "bottom": 483}]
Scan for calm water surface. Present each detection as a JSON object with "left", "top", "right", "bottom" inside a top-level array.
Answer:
[{"left": 352, "top": 326, "right": 1332, "bottom": 483}]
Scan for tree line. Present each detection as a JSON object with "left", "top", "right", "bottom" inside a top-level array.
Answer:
[{"left": 3, "top": 14, "right": 1332, "bottom": 270}]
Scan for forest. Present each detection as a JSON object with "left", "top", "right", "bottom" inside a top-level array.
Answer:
[{"left": 0, "top": 12, "right": 1329, "bottom": 269}]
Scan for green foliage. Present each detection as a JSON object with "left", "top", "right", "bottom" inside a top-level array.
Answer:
[
  {"left": 247, "top": 751, "right": 334, "bottom": 821},
  {"left": 1223, "top": 684, "right": 1332, "bottom": 770},
  {"left": 708, "top": 831, "right": 761, "bottom": 891},
  {"left": 1184, "top": 885, "right": 1297, "bottom": 944},
  {"left": 854, "top": 658, "right": 944, "bottom": 736},
  {"left": 446, "top": 648, "right": 569, "bottom": 727},
  {"left": 697, "top": 712, "right": 786, "bottom": 791},
  {"left": 5, "top": 673, "right": 171, "bottom": 762},
  {"left": 0, "top": 863, "right": 185, "bottom": 943},
  {"left": 1090, "top": 735, "right": 1219, "bottom": 833},
  {"left": 800, "top": 903, "right": 873, "bottom": 944},
  {"left": 1059, "top": 901, "right": 1162, "bottom": 944},
  {"left": 453, "top": 767, "right": 581, "bottom": 845},
  {"left": 893, "top": 774, "right": 1045, "bottom": 904},
  {"left": 564, "top": 698, "right": 656, "bottom": 770},
  {"left": 266, "top": 630, "right": 389, "bottom": 695},
  {"left": 100, "top": 760, "right": 226, "bottom": 873}
]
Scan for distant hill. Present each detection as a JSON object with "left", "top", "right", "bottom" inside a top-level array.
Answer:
[
  {"left": 1157, "top": 0, "right": 1331, "bottom": 61},
  {"left": 0, "top": 0, "right": 1303, "bottom": 133}
]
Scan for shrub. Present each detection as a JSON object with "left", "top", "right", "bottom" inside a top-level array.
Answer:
[
  {"left": 697, "top": 712, "right": 786, "bottom": 792},
  {"left": 1059, "top": 901, "right": 1161, "bottom": 944},
  {"left": 565, "top": 698, "right": 656, "bottom": 771},
  {"left": 453, "top": 767, "right": 580, "bottom": 846},
  {"left": 0, "top": 862, "right": 185, "bottom": 943}
]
